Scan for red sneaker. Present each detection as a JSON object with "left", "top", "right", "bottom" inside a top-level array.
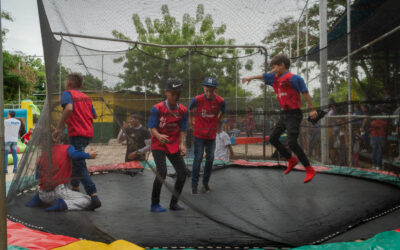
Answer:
[
  {"left": 304, "top": 166, "right": 316, "bottom": 183},
  {"left": 284, "top": 156, "right": 298, "bottom": 175}
]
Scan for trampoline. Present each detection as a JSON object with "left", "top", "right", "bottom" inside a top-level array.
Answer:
[
  {"left": 4, "top": 1, "right": 400, "bottom": 249},
  {"left": 7, "top": 163, "right": 400, "bottom": 248}
]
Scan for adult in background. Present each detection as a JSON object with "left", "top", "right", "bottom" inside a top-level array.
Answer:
[{"left": 4, "top": 110, "right": 21, "bottom": 173}]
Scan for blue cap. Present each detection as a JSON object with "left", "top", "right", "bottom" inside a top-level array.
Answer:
[{"left": 203, "top": 77, "right": 218, "bottom": 87}]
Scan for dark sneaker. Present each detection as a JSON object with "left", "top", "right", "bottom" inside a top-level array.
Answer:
[
  {"left": 86, "top": 196, "right": 102, "bottom": 211},
  {"left": 26, "top": 193, "right": 43, "bottom": 207},
  {"left": 202, "top": 184, "right": 211, "bottom": 193},
  {"left": 191, "top": 186, "right": 198, "bottom": 195},
  {"left": 170, "top": 203, "right": 184, "bottom": 211}
]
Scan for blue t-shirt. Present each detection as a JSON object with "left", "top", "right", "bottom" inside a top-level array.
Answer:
[
  {"left": 263, "top": 72, "right": 308, "bottom": 93},
  {"left": 148, "top": 101, "right": 188, "bottom": 131},
  {"left": 61, "top": 91, "right": 97, "bottom": 116},
  {"left": 189, "top": 94, "right": 226, "bottom": 113}
]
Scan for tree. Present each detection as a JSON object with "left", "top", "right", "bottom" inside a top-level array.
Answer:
[
  {"left": 112, "top": 4, "right": 254, "bottom": 98},
  {"left": 262, "top": 1, "right": 391, "bottom": 102},
  {"left": 262, "top": 1, "right": 348, "bottom": 97},
  {"left": 3, "top": 52, "right": 47, "bottom": 101},
  {"left": 1, "top": 10, "right": 13, "bottom": 43}
]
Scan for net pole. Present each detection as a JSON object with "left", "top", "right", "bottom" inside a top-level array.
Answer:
[
  {"left": 188, "top": 53, "right": 191, "bottom": 103},
  {"left": 101, "top": 54, "right": 104, "bottom": 143},
  {"left": 59, "top": 62, "right": 61, "bottom": 94},
  {"left": 297, "top": 22, "right": 300, "bottom": 75},
  {"left": 305, "top": 5, "right": 309, "bottom": 88},
  {"left": 347, "top": 0, "right": 352, "bottom": 167},
  {"left": 235, "top": 60, "right": 238, "bottom": 119},
  {"left": 320, "top": 0, "right": 329, "bottom": 164},
  {"left": 263, "top": 53, "right": 268, "bottom": 160},
  {"left": 0, "top": 0, "right": 7, "bottom": 245}
]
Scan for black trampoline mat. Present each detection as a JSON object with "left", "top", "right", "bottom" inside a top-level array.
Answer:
[{"left": 7, "top": 166, "right": 400, "bottom": 248}]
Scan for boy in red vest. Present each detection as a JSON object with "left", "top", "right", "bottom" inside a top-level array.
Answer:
[
  {"left": 148, "top": 79, "right": 188, "bottom": 212},
  {"left": 242, "top": 54, "right": 318, "bottom": 183},
  {"left": 189, "top": 77, "right": 225, "bottom": 194},
  {"left": 26, "top": 135, "right": 98, "bottom": 211},
  {"left": 52, "top": 73, "right": 101, "bottom": 209}
]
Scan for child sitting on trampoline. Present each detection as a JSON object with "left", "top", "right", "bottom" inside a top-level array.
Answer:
[
  {"left": 242, "top": 54, "right": 317, "bottom": 183},
  {"left": 26, "top": 135, "right": 98, "bottom": 211},
  {"left": 148, "top": 79, "right": 188, "bottom": 212}
]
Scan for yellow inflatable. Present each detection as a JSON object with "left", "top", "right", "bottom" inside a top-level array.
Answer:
[{"left": 54, "top": 240, "right": 144, "bottom": 250}]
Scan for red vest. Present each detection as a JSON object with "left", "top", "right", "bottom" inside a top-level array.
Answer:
[
  {"left": 150, "top": 102, "right": 188, "bottom": 154},
  {"left": 193, "top": 94, "right": 224, "bottom": 139},
  {"left": 272, "top": 72, "right": 302, "bottom": 110},
  {"left": 65, "top": 90, "right": 94, "bottom": 138},
  {"left": 38, "top": 145, "right": 72, "bottom": 191},
  {"left": 370, "top": 119, "right": 388, "bottom": 137}
]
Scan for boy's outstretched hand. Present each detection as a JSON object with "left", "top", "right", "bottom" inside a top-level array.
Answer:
[
  {"left": 241, "top": 77, "right": 251, "bottom": 85},
  {"left": 88, "top": 150, "right": 98, "bottom": 159}
]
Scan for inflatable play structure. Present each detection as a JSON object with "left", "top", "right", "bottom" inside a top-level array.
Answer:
[{"left": 4, "top": 100, "right": 40, "bottom": 132}]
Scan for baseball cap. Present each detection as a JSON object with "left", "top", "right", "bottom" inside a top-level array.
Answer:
[
  {"left": 203, "top": 77, "right": 217, "bottom": 87},
  {"left": 165, "top": 78, "right": 183, "bottom": 91}
]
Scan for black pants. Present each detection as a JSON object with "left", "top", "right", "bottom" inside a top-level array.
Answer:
[
  {"left": 269, "top": 109, "right": 311, "bottom": 167},
  {"left": 151, "top": 150, "right": 187, "bottom": 206}
]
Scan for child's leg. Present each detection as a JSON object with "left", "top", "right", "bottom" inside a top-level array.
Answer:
[
  {"left": 192, "top": 137, "right": 205, "bottom": 188},
  {"left": 203, "top": 139, "right": 216, "bottom": 186},
  {"left": 269, "top": 119, "right": 291, "bottom": 159},
  {"left": 151, "top": 150, "right": 168, "bottom": 205},
  {"left": 57, "top": 184, "right": 91, "bottom": 210},
  {"left": 69, "top": 136, "right": 93, "bottom": 192},
  {"left": 167, "top": 152, "right": 187, "bottom": 205},
  {"left": 287, "top": 132, "right": 311, "bottom": 167}
]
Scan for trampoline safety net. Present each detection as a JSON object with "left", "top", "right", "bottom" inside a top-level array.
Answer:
[{"left": 6, "top": 0, "right": 400, "bottom": 248}]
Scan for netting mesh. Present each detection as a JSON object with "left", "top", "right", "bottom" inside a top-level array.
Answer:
[{"left": 5, "top": 0, "right": 400, "bottom": 248}]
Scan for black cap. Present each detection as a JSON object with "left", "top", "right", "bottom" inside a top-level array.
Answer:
[{"left": 165, "top": 78, "right": 183, "bottom": 91}]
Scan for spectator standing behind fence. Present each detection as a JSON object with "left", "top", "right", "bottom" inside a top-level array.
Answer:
[
  {"left": 353, "top": 129, "right": 362, "bottom": 167},
  {"left": 245, "top": 106, "right": 256, "bottom": 137},
  {"left": 52, "top": 73, "right": 101, "bottom": 210},
  {"left": 4, "top": 110, "right": 21, "bottom": 174},
  {"left": 393, "top": 98, "right": 400, "bottom": 163},
  {"left": 118, "top": 113, "right": 151, "bottom": 162},
  {"left": 242, "top": 54, "right": 317, "bottom": 183},
  {"left": 215, "top": 121, "right": 234, "bottom": 161},
  {"left": 369, "top": 110, "right": 388, "bottom": 170}
]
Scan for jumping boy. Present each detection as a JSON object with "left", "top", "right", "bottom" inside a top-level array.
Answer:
[
  {"left": 52, "top": 73, "right": 101, "bottom": 209},
  {"left": 26, "top": 135, "right": 98, "bottom": 211},
  {"left": 189, "top": 77, "right": 225, "bottom": 194},
  {"left": 148, "top": 78, "right": 188, "bottom": 212},
  {"left": 242, "top": 54, "right": 317, "bottom": 183}
]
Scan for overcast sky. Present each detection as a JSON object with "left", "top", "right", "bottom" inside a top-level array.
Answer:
[
  {"left": 2, "top": 0, "right": 322, "bottom": 94},
  {"left": 3, "top": 0, "right": 43, "bottom": 56}
]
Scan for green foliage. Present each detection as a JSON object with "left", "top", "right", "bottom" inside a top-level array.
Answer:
[
  {"left": 112, "top": 4, "right": 253, "bottom": 97},
  {"left": 3, "top": 52, "right": 46, "bottom": 101},
  {"left": 1, "top": 10, "right": 13, "bottom": 42}
]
